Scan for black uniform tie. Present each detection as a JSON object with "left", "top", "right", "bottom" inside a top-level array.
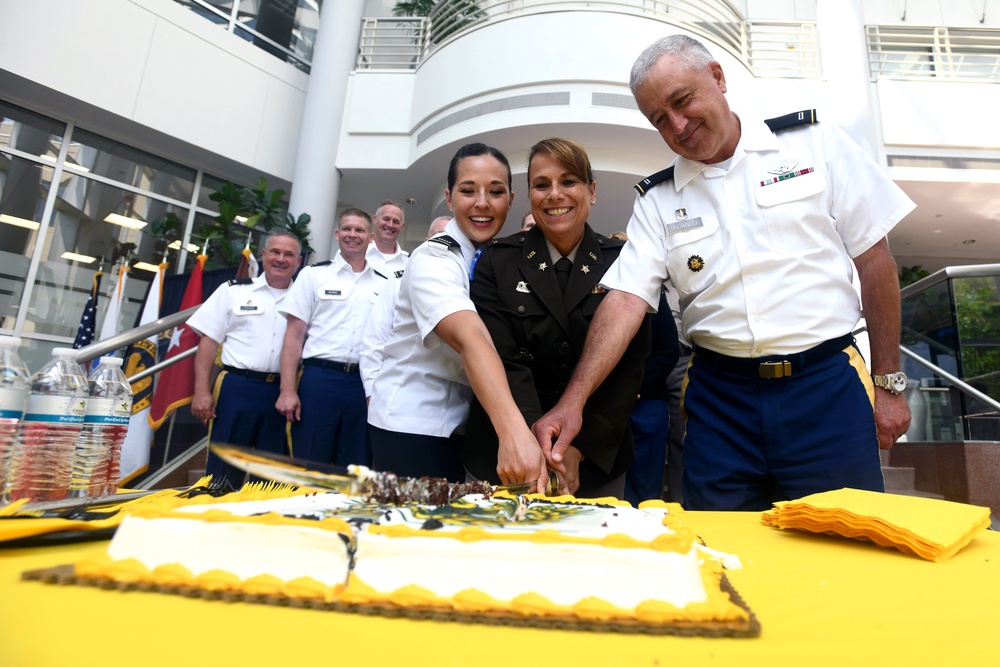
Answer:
[{"left": 555, "top": 257, "right": 572, "bottom": 293}]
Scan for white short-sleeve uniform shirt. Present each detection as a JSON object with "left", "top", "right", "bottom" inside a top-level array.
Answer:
[
  {"left": 279, "top": 254, "right": 384, "bottom": 363},
  {"left": 367, "top": 218, "right": 480, "bottom": 438},
  {"left": 187, "top": 274, "right": 289, "bottom": 373},
  {"left": 603, "top": 116, "right": 915, "bottom": 358},
  {"left": 365, "top": 243, "right": 408, "bottom": 276}
]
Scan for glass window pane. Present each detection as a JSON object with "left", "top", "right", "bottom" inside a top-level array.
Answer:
[
  {"left": 69, "top": 128, "right": 196, "bottom": 203},
  {"left": 22, "top": 172, "right": 187, "bottom": 337},
  {"left": 197, "top": 173, "right": 228, "bottom": 211},
  {"left": 0, "top": 100, "right": 66, "bottom": 159},
  {"left": 0, "top": 154, "right": 49, "bottom": 330}
]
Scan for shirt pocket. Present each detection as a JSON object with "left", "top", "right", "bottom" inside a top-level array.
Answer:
[
  {"left": 754, "top": 170, "right": 828, "bottom": 254},
  {"left": 665, "top": 212, "right": 723, "bottom": 295}
]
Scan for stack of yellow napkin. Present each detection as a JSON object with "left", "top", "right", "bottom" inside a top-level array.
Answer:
[{"left": 761, "top": 488, "right": 992, "bottom": 562}]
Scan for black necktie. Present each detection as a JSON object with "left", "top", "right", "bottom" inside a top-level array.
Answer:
[{"left": 555, "top": 257, "right": 572, "bottom": 294}]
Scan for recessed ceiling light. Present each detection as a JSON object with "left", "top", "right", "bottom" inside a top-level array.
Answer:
[
  {"left": 133, "top": 261, "right": 162, "bottom": 273},
  {"left": 0, "top": 214, "right": 40, "bottom": 230},
  {"left": 104, "top": 213, "right": 147, "bottom": 229},
  {"left": 168, "top": 240, "right": 200, "bottom": 253},
  {"left": 61, "top": 251, "right": 97, "bottom": 264}
]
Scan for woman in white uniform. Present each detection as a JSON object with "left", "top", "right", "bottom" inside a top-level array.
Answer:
[{"left": 367, "top": 143, "right": 547, "bottom": 490}]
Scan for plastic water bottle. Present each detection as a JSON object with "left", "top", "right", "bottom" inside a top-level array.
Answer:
[
  {"left": 8, "top": 348, "right": 88, "bottom": 502},
  {"left": 71, "top": 357, "right": 132, "bottom": 498},
  {"left": 0, "top": 336, "right": 30, "bottom": 505}
]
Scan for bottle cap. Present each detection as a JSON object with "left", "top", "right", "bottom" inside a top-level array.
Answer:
[
  {"left": 99, "top": 356, "right": 124, "bottom": 368},
  {"left": 52, "top": 347, "right": 79, "bottom": 359},
  {"left": 0, "top": 336, "right": 23, "bottom": 348}
]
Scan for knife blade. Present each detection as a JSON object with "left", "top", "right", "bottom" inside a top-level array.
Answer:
[{"left": 210, "top": 443, "right": 557, "bottom": 499}]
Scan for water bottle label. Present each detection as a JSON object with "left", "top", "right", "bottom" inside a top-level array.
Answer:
[
  {"left": 84, "top": 397, "right": 131, "bottom": 425},
  {"left": 24, "top": 394, "right": 87, "bottom": 424},
  {"left": 0, "top": 386, "right": 27, "bottom": 418}
]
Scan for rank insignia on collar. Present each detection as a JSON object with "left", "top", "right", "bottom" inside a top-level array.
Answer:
[
  {"left": 538, "top": 262, "right": 548, "bottom": 271},
  {"left": 675, "top": 208, "right": 688, "bottom": 220},
  {"left": 581, "top": 265, "right": 590, "bottom": 274},
  {"left": 687, "top": 255, "right": 705, "bottom": 272},
  {"left": 516, "top": 281, "right": 531, "bottom": 293}
]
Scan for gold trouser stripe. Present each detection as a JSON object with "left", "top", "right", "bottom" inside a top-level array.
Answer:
[
  {"left": 285, "top": 367, "right": 304, "bottom": 458},
  {"left": 678, "top": 354, "right": 695, "bottom": 442},
  {"left": 205, "top": 369, "right": 228, "bottom": 467},
  {"left": 845, "top": 345, "right": 876, "bottom": 410}
]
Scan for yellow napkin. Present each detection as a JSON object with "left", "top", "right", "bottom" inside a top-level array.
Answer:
[{"left": 761, "top": 488, "right": 992, "bottom": 562}]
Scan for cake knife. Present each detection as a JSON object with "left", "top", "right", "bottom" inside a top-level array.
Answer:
[{"left": 210, "top": 443, "right": 559, "bottom": 501}]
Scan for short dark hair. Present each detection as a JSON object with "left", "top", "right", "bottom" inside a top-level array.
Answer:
[
  {"left": 528, "top": 137, "right": 594, "bottom": 185},
  {"left": 447, "top": 142, "right": 512, "bottom": 192},
  {"left": 339, "top": 207, "right": 372, "bottom": 232}
]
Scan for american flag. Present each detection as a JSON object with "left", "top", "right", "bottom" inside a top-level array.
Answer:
[{"left": 73, "top": 272, "right": 104, "bottom": 349}]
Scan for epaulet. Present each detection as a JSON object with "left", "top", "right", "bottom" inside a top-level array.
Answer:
[
  {"left": 373, "top": 269, "right": 389, "bottom": 280},
  {"left": 428, "top": 235, "right": 460, "bottom": 249},
  {"left": 634, "top": 166, "right": 675, "bottom": 196},
  {"left": 393, "top": 269, "right": 405, "bottom": 278},
  {"left": 765, "top": 109, "right": 817, "bottom": 133},
  {"left": 599, "top": 234, "right": 626, "bottom": 248},
  {"left": 309, "top": 259, "right": 332, "bottom": 267},
  {"left": 227, "top": 278, "right": 253, "bottom": 286}
]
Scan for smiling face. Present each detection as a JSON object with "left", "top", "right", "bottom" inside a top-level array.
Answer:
[
  {"left": 372, "top": 203, "right": 404, "bottom": 250},
  {"left": 444, "top": 154, "right": 512, "bottom": 247},
  {"left": 335, "top": 214, "right": 371, "bottom": 263},
  {"left": 633, "top": 54, "right": 739, "bottom": 164},
  {"left": 260, "top": 234, "right": 301, "bottom": 288},
  {"left": 528, "top": 151, "right": 595, "bottom": 256}
]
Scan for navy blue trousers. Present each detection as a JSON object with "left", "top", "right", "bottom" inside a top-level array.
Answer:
[
  {"left": 682, "top": 345, "right": 884, "bottom": 511},
  {"left": 624, "top": 397, "right": 671, "bottom": 505},
  {"left": 205, "top": 372, "right": 287, "bottom": 488},
  {"left": 369, "top": 425, "right": 465, "bottom": 483},
  {"left": 290, "top": 365, "right": 371, "bottom": 467}
]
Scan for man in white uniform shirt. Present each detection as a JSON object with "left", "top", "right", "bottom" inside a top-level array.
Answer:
[
  {"left": 277, "top": 209, "right": 386, "bottom": 467},
  {"left": 534, "top": 35, "right": 915, "bottom": 511},
  {"left": 365, "top": 199, "right": 408, "bottom": 275},
  {"left": 188, "top": 230, "right": 302, "bottom": 487},
  {"left": 360, "top": 215, "right": 451, "bottom": 399}
]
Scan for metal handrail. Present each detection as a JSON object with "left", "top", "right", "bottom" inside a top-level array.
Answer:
[
  {"left": 73, "top": 306, "right": 199, "bottom": 366},
  {"left": 900, "top": 347, "right": 1000, "bottom": 414}
]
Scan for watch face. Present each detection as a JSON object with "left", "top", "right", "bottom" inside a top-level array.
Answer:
[{"left": 890, "top": 373, "right": 907, "bottom": 393}]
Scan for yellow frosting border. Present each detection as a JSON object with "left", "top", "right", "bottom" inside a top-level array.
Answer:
[{"left": 73, "top": 494, "right": 745, "bottom": 626}]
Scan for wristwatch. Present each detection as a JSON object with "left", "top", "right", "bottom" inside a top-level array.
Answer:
[{"left": 872, "top": 371, "right": 908, "bottom": 395}]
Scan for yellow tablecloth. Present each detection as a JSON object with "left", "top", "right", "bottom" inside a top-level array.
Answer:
[{"left": 2, "top": 511, "right": 997, "bottom": 666}]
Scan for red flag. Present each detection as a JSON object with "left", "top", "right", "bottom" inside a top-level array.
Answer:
[{"left": 148, "top": 255, "right": 206, "bottom": 429}]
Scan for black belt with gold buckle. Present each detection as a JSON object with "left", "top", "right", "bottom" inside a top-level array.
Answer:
[
  {"left": 222, "top": 365, "right": 280, "bottom": 383},
  {"left": 693, "top": 334, "right": 854, "bottom": 380}
]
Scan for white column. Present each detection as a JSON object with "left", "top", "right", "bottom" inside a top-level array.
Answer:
[
  {"left": 288, "top": 0, "right": 365, "bottom": 261},
  {"left": 816, "top": 0, "right": 880, "bottom": 158}
]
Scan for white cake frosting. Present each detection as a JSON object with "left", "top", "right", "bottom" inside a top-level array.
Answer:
[{"left": 78, "top": 491, "right": 747, "bottom": 626}]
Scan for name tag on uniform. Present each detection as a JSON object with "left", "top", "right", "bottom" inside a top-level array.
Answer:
[
  {"left": 232, "top": 301, "right": 263, "bottom": 316},
  {"left": 666, "top": 218, "right": 703, "bottom": 234}
]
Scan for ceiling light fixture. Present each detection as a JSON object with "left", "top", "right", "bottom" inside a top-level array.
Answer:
[
  {"left": 61, "top": 251, "right": 97, "bottom": 264},
  {"left": 133, "top": 261, "right": 162, "bottom": 273},
  {"left": 168, "top": 239, "right": 200, "bottom": 253},
  {"left": 0, "top": 214, "right": 40, "bottom": 230},
  {"left": 104, "top": 213, "right": 147, "bottom": 230}
]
